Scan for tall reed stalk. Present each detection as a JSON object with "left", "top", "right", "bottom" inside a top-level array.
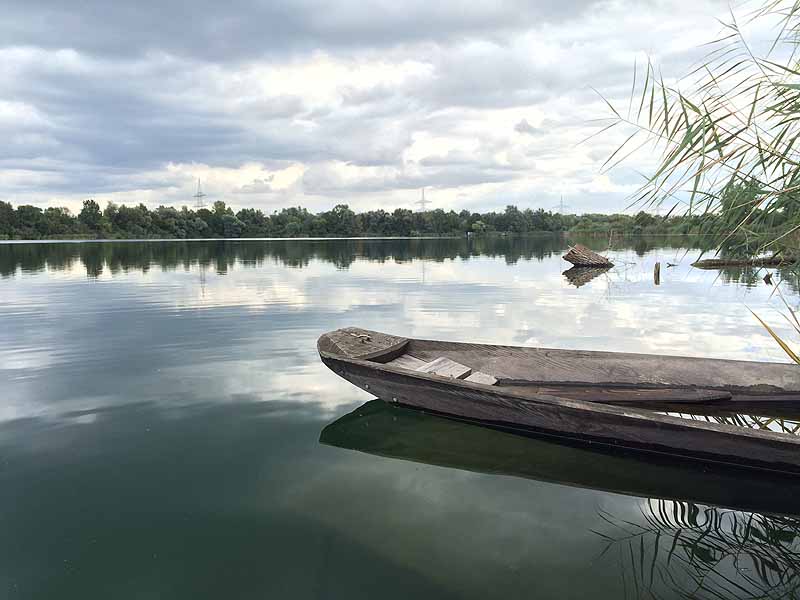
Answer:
[{"left": 600, "top": 1, "right": 800, "bottom": 258}]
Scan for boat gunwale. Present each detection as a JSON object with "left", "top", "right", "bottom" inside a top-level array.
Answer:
[{"left": 317, "top": 331, "right": 800, "bottom": 446}]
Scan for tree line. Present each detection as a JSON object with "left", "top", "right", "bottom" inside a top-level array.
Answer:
[
  {"left": 0, "top": 196, "right": 770, "bottom": 240},
  {"left": 0, "top": 199, "right": 578, "bottom": 239}
]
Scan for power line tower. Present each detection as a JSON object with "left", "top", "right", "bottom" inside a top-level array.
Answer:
[
  {"left": 193, "top": 178, "right": 207, "bottom": 210},
  {"left": 551, "top": 195, "right": 570, "bottom": 214},
  {"left": 416, "top": 188, "right": 430, "bottom": 212}
]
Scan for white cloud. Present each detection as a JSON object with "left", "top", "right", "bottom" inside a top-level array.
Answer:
[{"left": 0, "top": 0, "right": 741, "bottom": 214}]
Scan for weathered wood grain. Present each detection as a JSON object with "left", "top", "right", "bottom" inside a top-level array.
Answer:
[
  {"left": 386, "top": 354, "right": 427, "bottom": 370},
  {"left": 563, "top": 244, "right": 613, "bottom": 267},
  {"left": 318, "top": 327, "right": 407, "bottom": 361},
  {"left": 416, "top": 357, "right": 472, "bottom": 379},
  {"left": 317, "top": 327, "right": 800, "bottom": 473},
  {"left": 692, "top": 256, "right": 790, "bottom": 269},
  {"left": 465, "top": 371, "right": 498, "bottom": 385},
  {"left": 407, "top": 339, "right": 800, "bottom": 394},
  {"left": 320, "top": 352, "right": 800, "bottom": 473},
  {"left": 506, "top": 384, "right": 731, "bottom": 405}
]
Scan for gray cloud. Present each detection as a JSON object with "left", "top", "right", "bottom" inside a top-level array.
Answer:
[
  {"left": 3, "top": 1, "right": 600, "bottom": 60},
  {"left": 237, "top": 176, "right": 275, "bottom": 194},
  {"left": 0, "top": 0, "right": 732, "bottom": 212}
]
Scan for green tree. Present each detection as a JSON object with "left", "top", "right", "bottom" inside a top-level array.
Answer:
[
  {"left": 79, "top": 199, "right": 103, "bottom": 231},
  {"left": 43, "top": 207, "right": 75, "bottom": 236},
  {"left": 15, "top": 205, "right": 46, "bottom": 238},
  {"left": 221, "top": 214, "right": 244, "bottom": 237},
  {"left": 236, "top": 208, "right": 270, "bottom": 237},
  {"left": 504, "top": 205, "right": 527, "bottom": 233},
  {"left": 634, "top": 211, "right": 656, "bottom": 230},
  {"left": 326, "top": 204, "right": 358, "bottom": 236},
  {"left": 392, "top": 208, "right": 413, "bottom": 236},
  {"left": 0, "top": 201, "right": 16, "bottom": 238},
  {"left": 471, "top": 220, "right": 488, "bottom": 233}
]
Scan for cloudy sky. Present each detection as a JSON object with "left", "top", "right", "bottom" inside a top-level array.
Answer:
[{"left": 1, "top": 0, "right": 748, "bottom": 214}]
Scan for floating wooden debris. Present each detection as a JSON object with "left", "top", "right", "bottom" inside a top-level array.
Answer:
[
  {"left": 692, "top": 256, "right": 791, "bottom": 269},
  {"left": 416, "top": 357, "right": 472, "bottom": 379},
  {"left": 562, "top": 266, "right": 611, "bottom": 288},
  {"left": 563, "top": 244, "right": 613, "bottom": 267}
]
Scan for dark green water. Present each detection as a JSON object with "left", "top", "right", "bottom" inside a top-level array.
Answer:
[{"left": 2, "top": 237, "right": 800, "bottom": 599}]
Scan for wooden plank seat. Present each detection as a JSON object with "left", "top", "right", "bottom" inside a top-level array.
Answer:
[
  {"left": 388, "top": 354, "right": 427, "bottom": 370},
  {"left": 386, "top": 353, "right": 497, "bottom": 385},
  {"left": 416, "top": 357, "right": 472, "bottom": 379},
  {"left": 465, "top": 371, "right": 498, "bottom": 385}
]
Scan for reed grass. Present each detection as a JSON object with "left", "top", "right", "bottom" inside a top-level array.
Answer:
[{"left": 600, "top": 1, "right": 800, "bottom": 259}]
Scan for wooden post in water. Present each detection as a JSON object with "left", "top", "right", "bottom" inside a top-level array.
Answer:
[{"left": 654, "top": 262, "right": 661, "bottom": 285}]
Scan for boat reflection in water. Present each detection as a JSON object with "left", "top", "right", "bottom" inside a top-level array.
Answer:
[{"left": 321, "top": 400, "right": 800, "bottom": 599}]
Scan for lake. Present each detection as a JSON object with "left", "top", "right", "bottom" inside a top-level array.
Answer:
[{"left": 2, "top": 236, "right": 800, "bottom": 599}]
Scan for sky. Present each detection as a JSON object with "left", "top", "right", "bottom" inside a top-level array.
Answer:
[{"left": 0, "top": 0, "right": 750, "bottom": 215}]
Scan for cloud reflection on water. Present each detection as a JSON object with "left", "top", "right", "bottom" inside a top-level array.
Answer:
[
  {"left": 2, "top": 237, "right": 800, "bottom": 599},
  {"left": 1, "top": 237, "right": 798, "bottom": 424}
]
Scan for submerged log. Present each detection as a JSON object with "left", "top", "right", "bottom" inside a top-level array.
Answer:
[
  {"left": 563, "top": 244, "right": 614, "bottom": 267},
  {"left": 692, "top": 256, "right": 791, "bottom": 269}
]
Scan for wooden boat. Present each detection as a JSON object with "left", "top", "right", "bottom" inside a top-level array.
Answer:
[
  {"left": 321, "top": 400, "right": 800, "bottom": 517},
  {"left": 318, "top": 327, "right": 800, "bottom": 474}
]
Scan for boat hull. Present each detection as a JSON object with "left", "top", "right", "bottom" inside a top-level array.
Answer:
[{"left": 321, "top": 352, "right": 800, "bottom": 474}]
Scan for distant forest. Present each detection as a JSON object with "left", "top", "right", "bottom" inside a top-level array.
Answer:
[{"left": 0, "top": 198, "right": 756, "bottom": 240}]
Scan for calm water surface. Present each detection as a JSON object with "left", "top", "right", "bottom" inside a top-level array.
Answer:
[{"left": 2, "top": 237, "right": 800, "bottom": 599}]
